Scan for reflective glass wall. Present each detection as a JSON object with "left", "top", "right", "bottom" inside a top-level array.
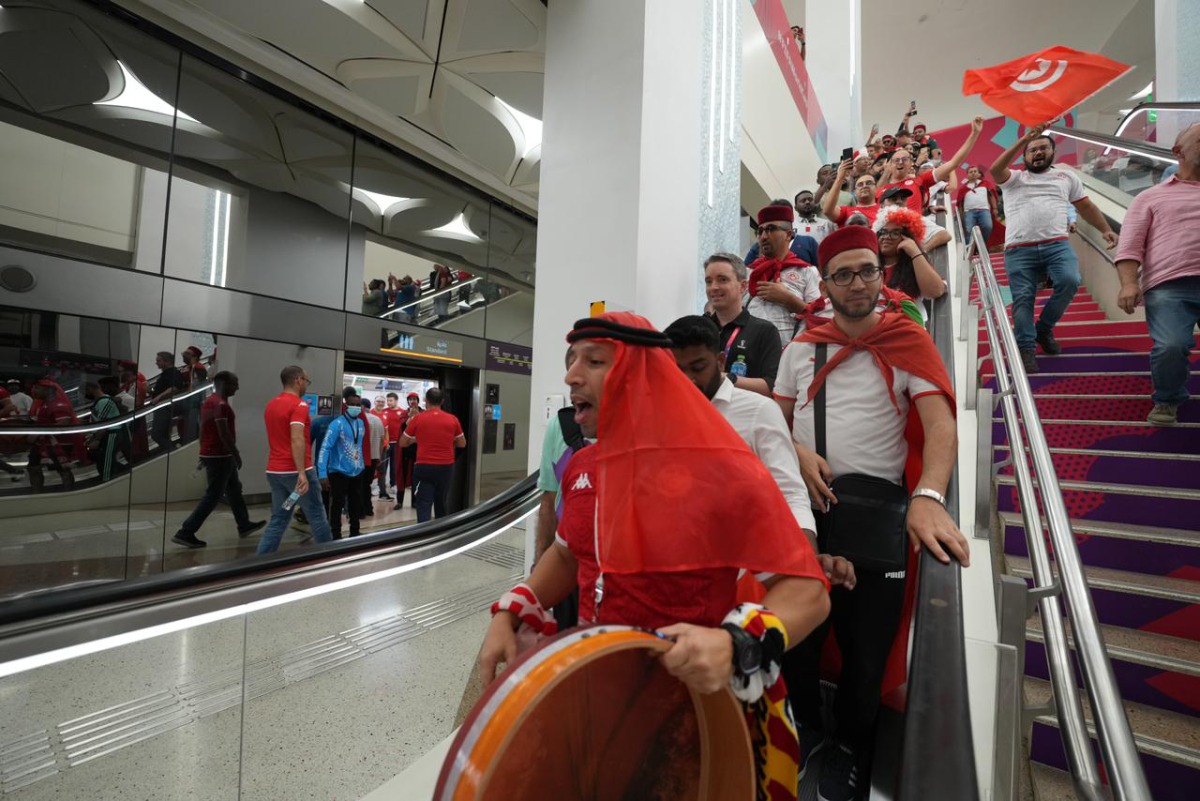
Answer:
[{"left": 0, "top": 0, "right": 535, "bottom": 599}]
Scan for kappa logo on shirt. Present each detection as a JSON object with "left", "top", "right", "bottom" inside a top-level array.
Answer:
[{"left": 571, "top": 473, "right": 593, "bottom": 491}]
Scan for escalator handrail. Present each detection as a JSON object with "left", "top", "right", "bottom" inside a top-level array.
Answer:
[
  {"left": 0, "top": 381, "right": 213, "bottom": 437},
  {"left": 964, "top": 225, "right": 1152, "bottom": 800},
  {"left": 896, "top": 228, "right": 978, "bottom": 801},
  {"left": 0, "top": 472, "right": 540, "bottom": 641},
  {"left": 1116, "top": 101, "right": 1200, "bottom": 139},
  {"left": 1046, "top": 124, "right": 1177, "bottom": 164}
]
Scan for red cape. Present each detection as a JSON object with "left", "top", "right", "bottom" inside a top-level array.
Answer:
[{"left": 747, "top": 252, "right": 813, "bottom": 297}]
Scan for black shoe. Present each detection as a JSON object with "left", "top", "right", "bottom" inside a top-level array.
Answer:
[
  {"left": 362, "top": 508, "right": 374, "bottom": 517},
  {"left": 1036, "top": 328, "right": 1062, "bottom": 355},
  {"left": 1019, "top": 349, "right": 1040, "bottom": 374},
  {"left": 379, "top": 493, "right": 393, "bottom": 501},
  {"left": 797, "top": 725, "right": 826, "bottom": 782},
  {"left": 393, "top": 501, "right": 404, "bottom": 510},
  {"left": 238, "top": 521, "right": 266, "bottom": 538},
  {"left": 171, "top": 532, "right": 207, "bottom": 549},
  {"left": 817, "top": 743, "right": 858, "bottom": 801}
]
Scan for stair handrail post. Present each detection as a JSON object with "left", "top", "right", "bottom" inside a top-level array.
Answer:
[
  {"left": 970, "top": 227, "right": 1152, "bottom": 801},
  {"left": 971, "top": 232, "right": 1104, "bottom": 799}
]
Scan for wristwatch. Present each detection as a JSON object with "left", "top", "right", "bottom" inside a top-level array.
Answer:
[
  {"left": 911, "top": 487, "right": 947, "bottom": 507},
  {"left": 721, "top": 623, "right": 763, "bottom": 677}
]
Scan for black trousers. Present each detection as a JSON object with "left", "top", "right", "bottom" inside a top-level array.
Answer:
[
  {"left": 783, "top": 567, "right": 907, "bottom": 776},
  {"left": 328, "top": 471, "right": 363, "bottom": 538},
  {"left": 413, "top": 463, "right": 453, "bottom": 523},
  {"left": 357, "top": 459, "right": 377, "bottom": 513},
  {"left": 178, "top": 456, "right": 251, "bottom": 535}
]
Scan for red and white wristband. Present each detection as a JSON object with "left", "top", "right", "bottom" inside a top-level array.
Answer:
[{"left": 490, "top": 582, "right": 558, "bottom": 637}]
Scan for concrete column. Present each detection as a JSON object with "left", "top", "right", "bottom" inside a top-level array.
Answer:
[
  {"left": 803, "top": 0, "right": 862, "bottom": 151},
  {"left": 1154, "top": 0, "right": 1200, "bottom": 142},
  {"left": 526, "top": 0, "right": 741, "bottom": 472}
]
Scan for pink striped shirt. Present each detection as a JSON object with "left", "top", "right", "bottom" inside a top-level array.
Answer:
[{"left": 1113, "top": 176, "right": 1200, "bottom": 292}]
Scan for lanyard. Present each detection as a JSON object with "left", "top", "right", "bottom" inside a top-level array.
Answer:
[
  {"left": 343, "top": 415, "right": 361, "bottom": 446},
  {"left": 721, "top": 325, "right": 742, "bottom": 369}
]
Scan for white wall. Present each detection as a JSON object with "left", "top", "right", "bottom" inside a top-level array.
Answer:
[
  {"left": 804, "top": 0, "right": 861, "bottom": 154},
  {"left": 0, "top": 120, "right": 138, "bottom": 252}
]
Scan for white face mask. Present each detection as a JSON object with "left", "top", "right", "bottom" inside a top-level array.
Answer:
[{"left": 346, "top": 406, "right": 362, "bottom": 418}]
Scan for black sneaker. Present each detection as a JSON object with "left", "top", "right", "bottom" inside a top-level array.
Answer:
[
  {"left": 1020, "top": 349, "right": 1040, "bottom": 374},
  {"left": 797, "top": 725, "right": 826, "bottom": 782},
  {"left": 238, "top": 521, "right": 266, "bottom": 538},
  {"left": 379, "top": 493, "right": 393, "bottom": 501},
  {"left": 171, "top": 532, "right": 207, "bottom": 549},
  {"left": 1036, "top": 329, "right": 1062, "bottom": 355},
  {"left": 817, "top": 743, "right": 858, "bottom": 801}
]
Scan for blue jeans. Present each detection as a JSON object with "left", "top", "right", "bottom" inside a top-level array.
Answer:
[
  {"left": 413, "top": 463, "right": 453, "bottom": 523},
  {"left": 1145, "top": 276, "right": 1200, "bottom": 406},
  {"left": 1004, "top": 240, "right": 1080, "bottom": 352},
  {"left": 257, "top": 468, "right": 333, "bottom": 554},
  {"left": 963, "top": 209, "right": 993, "bottom": 246}
]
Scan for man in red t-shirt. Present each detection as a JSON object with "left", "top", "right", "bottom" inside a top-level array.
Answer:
[
  {"left": 172, "top": 371, "right": 265, "bottom": 548},
  {"left": 823, "top": 160, "right": 880, "bottom": 228},
  {"left": 379, "top": 391, "right": 407, "bottom": 503},
  {"left": 877, "top": 115, "right": 984, "bottom": 214},
  {"left": 257, "top": 365, "right": 333, "bottom": 554},
  {"left": 398, "top": 387, "right": 465, "bottom": 522}
]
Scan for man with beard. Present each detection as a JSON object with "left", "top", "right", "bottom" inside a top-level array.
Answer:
[
  {"left": 747, "top": 203, "right": 823, "bottom": 347},
  {"left": 991, "top": 125, "right": 1119, "bottom": 373},
  {"left": 822, "top": 162, "right": 880, "bottom": 227},
  {"left": 794, "top": 189, "right": 835, "bottom": 244},
  {"left": 773, "top": 226, "right": 967, "bottom": 801},
  {"left": 479, "top": 312, "right": 831, "bottom": 800},
  {"left": 744, "top": 198, "right": 819, "bottom": 266},
  {"left": 879, "top": 116, "right": 984, "bottom": 215}
]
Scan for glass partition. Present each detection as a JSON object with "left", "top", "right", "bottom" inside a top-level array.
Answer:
[{"left": 1052, "top": 134, "right": 1177, "bottom": 202}]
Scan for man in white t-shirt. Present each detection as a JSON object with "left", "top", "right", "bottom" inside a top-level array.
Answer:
[
  {"left": 990, "top": 125, "right": 1119, "bottom": 373},
  {"left": 794, "top": 189, "right": 835, "bottom": 244},
  {"left": 771, "top": 225, "right": 967, "bottom": 801}
]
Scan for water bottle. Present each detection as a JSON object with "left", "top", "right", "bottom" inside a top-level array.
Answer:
[
  {"left": 729, "top": 355, "right": 748, "bottom": 379},
  {"left": 281, "top": 490, "right": 302, "bottom": 511}
]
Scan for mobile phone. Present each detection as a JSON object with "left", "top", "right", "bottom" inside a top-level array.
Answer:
[
  {"left": 841, "top": 146, "right": 854, "bottom": 162},
  {"left": 910, "top": 100, "right": 918, "bottom": 115}
]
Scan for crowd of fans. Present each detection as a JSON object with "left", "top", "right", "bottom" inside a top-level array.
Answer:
[
  {"left": 0, "top": 349, "right": 211, "bottom": 492},
  {"left": 362, "top": 264, "right": 507, "bottom": 324}
]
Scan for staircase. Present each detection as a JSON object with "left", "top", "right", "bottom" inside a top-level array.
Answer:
[{"left": 973, "top": 252, "right": 1200, "bottom": 800}]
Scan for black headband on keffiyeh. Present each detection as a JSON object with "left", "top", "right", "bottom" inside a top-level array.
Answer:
[{"left": 567, "top": 316, "right": 674, "bottom": 348}]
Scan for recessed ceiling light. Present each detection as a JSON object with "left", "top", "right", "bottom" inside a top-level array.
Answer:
[
  {"left": 355, "top": 188, "right": 410, "bottom": 214},
  {"left": 97, "top": 61, "right": 197, "bottom": 121},
  {"left": 1127, "top": 82, "right": 1153, "bottom": 101},
  {"left": 496, "top": 98, "right": 542, "bottom": 159},
  {"left": 429, "top": 212, "right": 482, "bottom": 241}
]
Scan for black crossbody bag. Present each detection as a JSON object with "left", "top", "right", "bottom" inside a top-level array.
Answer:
[{"left": 813, "top": 343, "right": 910, "bottom": 573}]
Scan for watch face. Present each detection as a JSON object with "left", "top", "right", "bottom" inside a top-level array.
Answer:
[{"left": 739, "top": 640, "right": 763, "bottom": 675}]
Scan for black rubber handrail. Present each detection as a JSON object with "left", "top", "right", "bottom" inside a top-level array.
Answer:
[
  {"left": 897, "top": 235, "right": 979, "bottom": 800},
  {"left": 0, "top": 472, "right": 540, "bottom": 630}
]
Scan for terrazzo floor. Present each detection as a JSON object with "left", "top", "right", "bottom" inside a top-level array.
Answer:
[{"left": 0, "top": 523, "right": 528, "bottom": 801}]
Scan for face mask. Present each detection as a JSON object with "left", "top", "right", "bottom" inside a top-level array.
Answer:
[{"left": 346, "top": 407, "right": 361, "bottom": 418}]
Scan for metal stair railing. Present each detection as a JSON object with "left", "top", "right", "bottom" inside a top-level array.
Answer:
[{"left": 962, "top": 225, "right": 1151, "bottom": 800}]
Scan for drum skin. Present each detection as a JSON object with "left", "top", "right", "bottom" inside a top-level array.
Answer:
[{"left": 435, "top": 626, "right": 755, "bottom": 801}]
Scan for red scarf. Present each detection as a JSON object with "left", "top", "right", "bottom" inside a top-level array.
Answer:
[
  {"left": 797, "top": 312, "right": 952, "bottom": 413},
  {"left": 747, "top": 252, "right": 812, "bottom": 298}
]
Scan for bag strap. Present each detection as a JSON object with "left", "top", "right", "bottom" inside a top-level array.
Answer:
[{"left": 814, "top": 342, "right": 827, "bottom": 460}]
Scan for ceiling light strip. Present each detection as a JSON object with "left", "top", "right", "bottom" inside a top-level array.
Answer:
[{"left": 706, "top": 0, "right": 718, "bottom": 208}]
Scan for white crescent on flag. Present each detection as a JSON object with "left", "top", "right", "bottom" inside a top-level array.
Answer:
[{"left": 1010, "top": 59, "right": 1070, "bottom": 92}]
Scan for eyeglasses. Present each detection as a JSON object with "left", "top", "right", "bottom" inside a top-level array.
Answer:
[
  {"left": 893, "top": 156, "right": 912, "bottom": 164},
  {"left": 826, "top": 266, "right": 883, "bottom": 286},
  {"left": 876, "top": 229, "right": 905, "bottom": 240},
  {"left": 756, "top": 224, "right": 791, "bottom": 236}
]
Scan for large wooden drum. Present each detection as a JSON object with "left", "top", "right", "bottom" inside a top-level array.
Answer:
[{"left": 435, "top": 626, "right": 755, "bottom": 801}]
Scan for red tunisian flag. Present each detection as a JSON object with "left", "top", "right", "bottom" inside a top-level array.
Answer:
[{"left": 963, "top": 46, "right": 1132, "bottom": 126}]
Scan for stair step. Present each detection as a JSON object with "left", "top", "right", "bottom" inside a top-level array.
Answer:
[
  {"left": 984, "top": 373, "right": 1200, "bottom": 395},
  {"left": 977, "top": 335, "right": 1155, "bottom": 356},
  {"left": 976, "top": 309, "right": 1112, "bottom": 324},
  {"left": 1025, "top": 676, "right": 1200, "bottom": 801},
  {"left": 999, "top": 510, "right": 1200, "bottom": 577},
  {"left": 1005, "top": 553, "right": 1200, "bottom": 643},
  {"left": 992, "top": 419, "right": 1200, "bottom": 456},
  {"left": 1029, "top": 762, "right": 1095, "bottom": 801},
  {"left": 996, "top": 473, "right": 1200, "bottom": 534},
  {"left": 1021, "top": 394, "right": 1200, "bottom": 423},
  {"left": 994, "top": 445, "right": 1200, "bottom": 491},
  {"left": 982, "top": 351, "right": 1200, "bottom": 375},
  {"left": 1025, "top": 614, "right": 1200, "bottom": 718}
]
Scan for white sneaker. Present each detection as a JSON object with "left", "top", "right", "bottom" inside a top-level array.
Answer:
[{"left": 1147, "top": 402, "right": 1179, "bottom": 426}]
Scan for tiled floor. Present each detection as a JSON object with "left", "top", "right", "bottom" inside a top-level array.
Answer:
[{"left": 0, "top": 524, "right": 528, "bottom": 801}]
